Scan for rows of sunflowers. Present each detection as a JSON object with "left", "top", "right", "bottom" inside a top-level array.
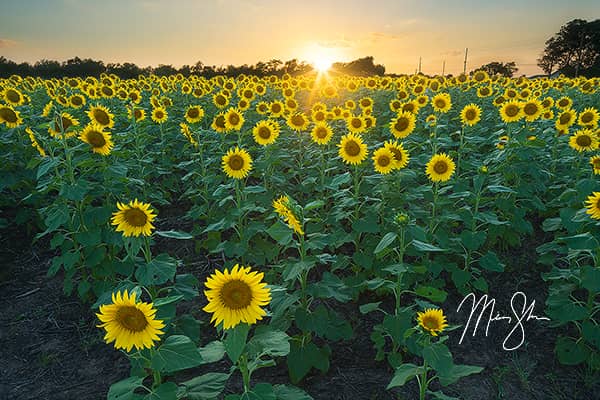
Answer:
[{"left": 1, "top": 70, "right": 599, "bottom": 400}]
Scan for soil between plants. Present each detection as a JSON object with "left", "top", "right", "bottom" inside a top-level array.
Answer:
[{"left": 1, "top": 223, "right": 598, "bottom": 400}]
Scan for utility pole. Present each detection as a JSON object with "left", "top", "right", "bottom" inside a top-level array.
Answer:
[
  {"left": 442, "top": 60, "right": 446, "bottom": 77},
  {"left": 463, "top": 48, "right": 468, "bottom": 74},
  {"left": 418, "top": 57, "right": 422, "bottom": 74}
]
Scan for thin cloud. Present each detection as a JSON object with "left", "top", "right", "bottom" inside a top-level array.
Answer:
[{"left": 0, "top": 39, "right": 17, "bottom": 48}]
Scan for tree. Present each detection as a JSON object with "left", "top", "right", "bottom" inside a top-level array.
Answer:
[
  {"left": 331, "top": 56, "right": 385, "bottom": 76},
  {"left": 537, "top": 19, "right": 600, "bottom": 77},
  {"left": 475, "top": 61, "right": 518, "bottom": 77}
]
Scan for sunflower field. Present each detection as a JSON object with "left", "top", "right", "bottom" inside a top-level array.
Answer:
[{"left": 1, "top": 70, "right": 600, "bottom": 400}]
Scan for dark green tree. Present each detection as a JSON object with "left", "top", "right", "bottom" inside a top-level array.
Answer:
[{"left": 474, "top": 61, "right": 518, "bottom": 77}]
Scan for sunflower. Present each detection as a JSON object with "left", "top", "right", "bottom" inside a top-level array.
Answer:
[
  {"left": 310, "top": 122, "right": 334, "bottom": 145},
  {"left": 42, "top": 101, "right": 53, "bottom": 117},
  {"left": 256, "top": 101, "right": 269, "bottom": 115},
  {"left": 338, "top": 133, "right": 368, "bottom": 165},
  {"left": 211, "top": 113, "right": 228, "bottom": 133},
  {"left": 213, "top": 92, "right": 230, "bottom": 109},
  {"left": 417, "top": 308, "right": 448, "bottom": 336},
  {"left": 252, "top": 120, "right": 280, "bottom": 146},
  {"left": 590, "top": 156, "right": 600, "bottom": 175},
  {"left": 69, "top": 94, "right": 86, "bottom": 109},
  {"left": 185, "top": 105, "right": 205, "bottom": 124},
  {"left": 346, "top": 115, "right": 367, "bottom": 134},
  {"left": 180, "top": 123, "right": 198, "bottom": 147},
  {"left": 3, "top": 87, "right": 25, "bottom": 106},
  {"left": 499, "top": 101, "right": 523, "bottom": 123},
  {"left": 359, "top": 97, "right": 374, "bottom": 109},
  {"left": 372, "top": 147, "right": 396, "bottom": 174},
  {"left": 128, "top": 107, "right": 146, "bottom": 122},
  {"left": 224, "top": 108, "right": 245, "bottom": 131},
  {"left": 48, "top": 112, "right": 79, "bottom": 137},
  {"left": 521, "top": 99, "right": 543, "bottom": 122},
  {"left": 426, "top": 153, "right": 456, "bottom": 182},
  {"left": 476, "top": 86, "right": 493, "bottom": 98},
  {"left": 88, "top": 104, "right": 115, "bottom": 128},
  {"left": 569, "top": 129, "right": 598, "bottom": 152},
  {"left": 203, "top": 264, "right": 271, "bottom": 330},
  {"left": 151, "top": 107, "right": 169, "bottom": 124},
  {"left": 80, "top": 123, "right": 113, "bottom": 156},
  {"left": 585, "top": 192, "right": 600, "bottom": 220},
  {"left": 389, "top": 111, "right": 416, "bottom": 139},
  {"left": 96, "top": 290, "right": 165, "bottom": 351},
  {"left": 25, "top": 127, "right": 46, "bottom": 157},
  {"left": 0, "top": 104, "right": 23, "bottom": 128},
  {"left": 556, "top": 96, "right": 573, "bottom": 110},
  {"left": 286, "top": 112, "right": 309, "bottom": 132},
  {"left": 111, "top": 199, "right": 157, "bottom": 237},
  {"left": 556, "top": 109, "right": 577, "bottom": 129},
  {"left": 383, "top": 140, "right": 409, "bottom": 169},
  {"left": 269, "top": 101, "right": 285, "bottom": 117},
  {"left": 431, "top": 93, "right": 452, "bottom": 113},
  {"left": 578, "top": 107, "right": 599, "bottom": 128},
  {"left": 541, "top": 97, "right": 554, "bottom": 109},
  {"left": 273, "top": 195, "right": 304, "bottom": 235},
  {"left": 311, "top": 109, "right": 327, "bottom": 123},
  {"left": 425, "top": 114, "right": 437, "bottom": 127},
  {"left": 222, "top": 147, "right": 252, "bottom": 179},
  {"left": 460, "top": 104, "right": 482, "bottom": 126}
]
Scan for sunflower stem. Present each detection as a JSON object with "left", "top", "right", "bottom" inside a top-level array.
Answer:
[
  {"left": 419, "top": 360, "right": 428, "bottom": 400},
  {"left": 394, "top": 226, "right": 406, "bottom": 315},
  {"left": 429, "top": 183, "right": 439, "bottom": 235},
  {"left": 457, "top": 125, "right": 465, "bottom": 177},
  {"left": 239, "top": 354, "right": 251, "bottom": 393}
]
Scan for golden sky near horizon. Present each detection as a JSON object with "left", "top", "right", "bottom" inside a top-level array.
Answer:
[{"left": 1, "top": 0, "right": 599, "bottom": 76}]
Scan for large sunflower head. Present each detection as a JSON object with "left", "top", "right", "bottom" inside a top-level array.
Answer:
[
  {"left": 213, "top": 92, "right": 230, "bottom": 109},
  {"left": 585, "top": 192, "right": 600, "bottom": 220},
  {"left": 252, "top": 120, "right": 280, "bottom": 146},
  {"left": 578, "top": 107, "right": 599, "bottom": 128},
  {"left": 556, "top": 109, "right": 577, "bottom": 129},
  {"left": 372, "top": 147, "right": 396, "bottom": 174},
  {"left": 224, "top": 108, "right": 245, "bottom": 131},
  {"left": 96, "top": 290, "right": 165, "bottom": 351},
  {"left": 426, "top": 153, "right": 456, "bottom": 182},
  {"left": 431, "top": 93, "right": 452, "bottom": 113},
  {"left": 3, "top": 87, "right": 25, "bottom": 106},
  {"left": 286, "top": 112, "right": 309, "bottom": 132},
  {"left": 0, "top": 104, "right": 23, "bottom": 128},
  {"left": 383, "top": 140, "right": 409, "bottom": 170},
  {"left": 80, "top": 123, "right": 113, "bottom": 156},
  {"left": 346, "top": 115, "right": 367, "bottom": 134},
  {"left": 389, "top": 111, "right": 416, "bottom": 139},
  {"left": 88, "top": 104, "right": 115, "bottom": 128},
  {"left": 522, "top": 99, "right": 543, "bottom": 122},
  {"left": 151, "top": 107, "right": 169, "bottom": 124},
  {"left": 203, "top": 264, "right": 272, "bottom": 330},
  {"left": 460, "top": 104, "right": 482, "bottom": 126},
  {"left": 499, "top": 101, "right": 523, "bottom": 123},
  {"left": 69, "top": 94, "right": 86, "bottom": 109},
  {"left": 185, "top": 105, "right": 205, "bottom": 124},
  {"left": 311, "top": 122, "right": 334, "bottom": 145},
  {"left": 222, "top": 146, "right": 252, "bottom": 179},
  {"left": 569, "top": 129, "right": 598, "bottom": 152},
  {"left": 338, "top": 133, "right": 368, "bottom": 165},
  {"left": 556, "top": 96, "right": 573, "bottom": 110},
  {"left": 417, "top": 308, "right": 448, "bottom": 336},
  {"left": 269, "top": 101, "right": 285, "bottom": 117},
  {"left": 111, "top": 199, "right": 157, "bottom": 237}
]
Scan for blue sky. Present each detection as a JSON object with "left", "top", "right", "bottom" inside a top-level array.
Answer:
[{"left": 1, "top": 0, "right": 599, "bottom": 75}]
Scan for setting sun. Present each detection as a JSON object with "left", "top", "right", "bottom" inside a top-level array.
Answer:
[{"left": 313, "top": 56, "right": 333, "bottom": 72}]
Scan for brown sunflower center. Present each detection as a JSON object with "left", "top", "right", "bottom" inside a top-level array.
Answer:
[
  {"left": 315, "top": 127, "right": 328, "bottom": 139},
  {"left": 558, "top": 99, "right": 569, "bottom": 107},
  {"left": 124, "top": 208, "right": 148, "bottom": 227},
  {"left": 390, "top": 148, "right": 403, "bottom": 162},
  {"left": 54, "top": 116, "right": 73, "bottom": 132},
  {"left": 187, "top": 108, "right": 200, "bottom": 118},
  {"left": 433, "top": 160, "right": 449, "bottom": 174},
  {"left": 581, "top": 113, "right": 593, "bottom": 123},
  {"left": 94, "top": 109, "right": 110, "bottom": 125},
  {"left": 395, "top": 117, "right": 409, "bottom": 132},
  {"left": 228, "top": 113, "right": 240, "bottom": 125},
  {"left": 220, "top": 280, "right": 253, "bottom": 309},
  {"left": 593, "top": 159, "right": 600, "bottom": 168},
  {"left": 422, "top": 315, "right": 440, "bottom": 330},
  {"left": 6, "top": 89, "right": 21, "bottom": 103},
  {"left": 116, "top": 306, "right": 148, "bottom": 332},
  {"left": 271, "top": 104, "right": 281, "bottom": 113},
  {"left": 71, "top": 96, "right": 83, "bottom": 106},
  {"left": 505, "top": 105, "right": 519, "bottom": 117},
  {"left": 344, "top": 140, "right": 361, "bottom": 157},
  {"left": 480, "top": 88, "right": 490, "bottom": 95},
  {"left": 351, "top": 118, "right": 362, "bottom": 129},
  {"left": 465, "top": 109, "right": 477, "bottom": 120},
  {"left": 559, "top": 113, "right": 572, "bottom": 125},
  {"left": 216, "top": 95, "right": 227, "bottom": 105},
  {"left": 378, "top": 155, "right": 391, "bottom": 167},
  {"left": 435, "top": 99, "right": 446, "bottom": 109},
  {"left": 576, "top": 135, "right": 592, "bottom": 147},
  {"left": 134, "top": 109, "right": 143, "bottom": 120},
  {"left": 228, "top": 155, "right": 245, "bottom": 171},
  {"left": 258, "top": 126, "right": 272, "bottom": 139},
  {"left": 102, "top": 86, "right": 113, "bottom": 96},
  {"left": 215, "top": 115, "right": 226, "bottom": 129},
  {"left": 86, "top": 130, "right": 106, "bottom": 148},
  {"left": 524, "top": 103, "right": 538, "bottom": 116},
  {"left": 0, "top": 107, "right": 18, "bottom": 123},
  {"left": 291, "top": 115, "right": 305, "bottom": 127}
]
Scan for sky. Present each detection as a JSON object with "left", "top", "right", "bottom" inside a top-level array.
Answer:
[{"left": 1, "top": 0, "right": 599, "bottom": 76}]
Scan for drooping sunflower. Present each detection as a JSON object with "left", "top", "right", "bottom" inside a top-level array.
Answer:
[
  {"left": 389, "top": 111, "right": 416, "bottom": 139},
  {"left": 499, "top": 101, "right": 523, "bottom": 123},
  {"left": 460, "top": 104, "right": 482, "bottom": 126},
  {"left": 569, "top": 129, "right": 598, "bottom": 152},
  {"left": 96, "top": 290, "right": 165, "bottom": 351},
  {"left": 522, "top": 99, "right": 543, "bottom": 122},
  {"left": 585, "top": 192, "right": 600, "bottom": 220},
  {"left": 185, "top": 105, "right": 205, "bottom": 124},
  {"left": 417, "top": 308, "right": 448, "bottom": 337},
  {"left": 111, "top": 199, "right": 157, "bottom": 237},
  {"left": 203, "top": 264, "right": 272, "bottom": 330},
  {"left": 79, "top": 123, "right": 113, "bottom": 156},
  {"left": 0, "top": 104, "right": 23, "bottom": 128},
  {"left": 87, "top": 104, "right": 115, "bottom": 129},
  {"left": 372, "top": 147, "right": 396, "bottom": 174},
  {"left": 578, "top": 107, "right": 599, "bottom": 128},
  {"left": 426, "top": 153, "right": 456, "bottom": 182},
  {"left": 252, "top": 120, "right": 280, "bottom": 146},
  {"left": 180, "top": 123, "right": 198, "bottom": 147},
  {"left": 338, "top": 133, "right": 368, "bottom": 165},
  {"left": 48, "top": 112, "right": 79, "bottom": 137},
  {"left": 383, "top": 140, "right": 410, "bottom": 170},
  {"left": 25, "top": 127, "right": 46, "bottom": 157},
  {"left": 286, "top": 112, "right": 309, "bottom": 132},
  {"left": 590, "top": 156, "right": 600, "bottom": 175},
  {"left": 128, "top": 107, "right": 146, "bottom": 122},
  {"left": 431, "top": 93, "right": 452, "bottom": 113},
  {"left": 310, "top": 122, "right": 334, "bottom": 145},
  {"left": 151, "top": 107, "right": 168, "bottom": 124},
  {"left": 42, "top": 101, "right": 53, "bottom": 117},
  {"left": 273, "top": 195, "right": 304, "bottom": 235},
  {"left": 222, "top": 147, "right": 252, "bottom": 179},
  {"left": 224, "top": 108, "right": 245, "bottom": 131}
]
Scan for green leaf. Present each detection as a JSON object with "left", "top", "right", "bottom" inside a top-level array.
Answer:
[
  {"left": 246, "top": 383, "right": 276, "bottom": 400},
  {"left": 304, "top": 200, "right": 325, "bottom": 211},
  {"left": 383, "top": 310, "right": 413, "bottom": 346},
  {"left": 582, "top": 321, "right": 600, "bottom": 350},
  {"left": 352, "top": 217, "right": 380, "bottom": 233},
  {"left": 479, "top": 251, "right": 505, "bottom": 272},
  {"left": 108, "top": 376, "right": 144, "bottom": 400},
  {"left": 386, "top": 363, "right": 420, "bottom": 388},
  {"left": 581, "top": 265, "right": 600, "bottom": 293},
  {"left": 181, "top": 372, "right": 230, "bottom": 400},
  {"left": 266, "top": 221, "right": 293, "bottom": 245},
  {"left": 415, "top": 286, "right": 448, "bottom": 302},
  {"left": 328, "top": 172, "right": 351, "bottom": 188},
  {"left": 224, "top": 323, "right": 250, "bottom": 363},
  {"left": 247, "top": 327, "right": 290, "bottom": 358},
  {"left": 411, "top": 240, "right": 446, "bottom": 252},
  {"left": 359, "top": 302, "right": 382, "bottom": 314},
  {"left": 423, "top": 343, "right": 453, "bottom": 373},
  {"left": 199, "top": 341, "right": 226, "bottom": 364},
  {"left": 135, "top": 254, "right": 178, "bottom": 286},
  {"left": 272, "top": 384, "right": 313, "bottom": 400},
  {"left": 374, "top": 232, "right": 397, "bottom": 255},
  {"left": 287, "top": 341, "right": 330, "bottom": 384},
  {"left": 151, "top": 335, "right": 204, "bottom": 373},
  {"left": 487, "top": 185, "right": 516, "bottom": 194},
  {"left": 451, "top": 269, "right": 471, "bottom": 288},
  {"left": 438, "top": 364, "right": 484, "bottom": 386},
  {"left": 282, "top": 260, "right": 314, "bottom": 282},
  {"left": 155, "top": 230, "right": 193, "bottom": 239},
  {"left": 559, "top": 233, "right": 600, "bottom": 251},
  {"left": 60, "top": 180, "right": 90, "bottom": 201},
  {"left": 37, "top": 157, "right": 58, "bottom": 179},
  {"left": 428, "top": 390, "right": 460, "bottom": 400},
  {"left": 555, "top": 336, "right": 588, "bottom": 365},
  {"left": 459, "top": 230, "right": 486, "bottom": 251},
  {"left": 145, "top": 382, "right": 178, "bottom": 400}
]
